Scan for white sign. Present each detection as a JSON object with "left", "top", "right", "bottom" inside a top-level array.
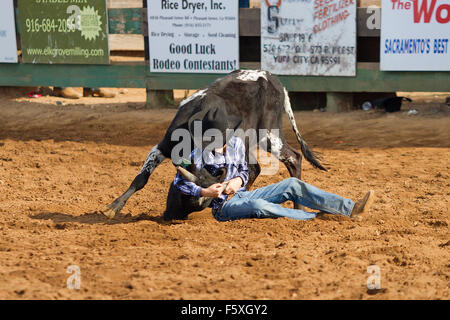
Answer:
[
  {"left": 147, "top": 0, "right": 239, "bottom": 73},
  {"left": 0, "top": 0, "right": 18, "bottom": 63},
  {"left": 380, "top": 0, "right": 450, "bottom": 71},
  {"left": 261, "top": 0, "right": 356, "bottom": 76}
]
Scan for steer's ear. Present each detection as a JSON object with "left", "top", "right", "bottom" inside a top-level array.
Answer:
[{"left": 176, "top": 166, "right": 198, "bottom": 183}]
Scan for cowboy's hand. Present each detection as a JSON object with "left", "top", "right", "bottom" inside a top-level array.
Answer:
[
  {"left": 201, "top": 183, "right": 224, "bottom": 198},
  {"left": 224, "top": 177, "right": 243, "bottom": 195}
]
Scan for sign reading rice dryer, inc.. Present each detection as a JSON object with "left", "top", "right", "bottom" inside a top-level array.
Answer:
[
  {"left": 147, "top": 0, "right": 239, "bottom": 73},
  {"left": 381, "top": 0, "right": 450, "bottom": 71},
  {"left": 261, "top": 0, "right": 357, "bottom": 76},
  {"left": 0, "top": 0, "right": 18, "bottom": 63}
]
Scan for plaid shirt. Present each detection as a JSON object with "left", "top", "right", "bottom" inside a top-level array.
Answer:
[{"left": 173, "top": 136, "right": 249, "bottom": 213}]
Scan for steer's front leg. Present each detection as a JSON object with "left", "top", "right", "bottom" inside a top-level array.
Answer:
[
  {"left": 102, "top": 145, "right": 165, "bottom": 219},
  {"left": 103, "top": 170, "right": 150, "bottom": 218}
]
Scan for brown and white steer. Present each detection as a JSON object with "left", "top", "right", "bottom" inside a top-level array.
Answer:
[{"left": 103, "top": 70, "right": 326, "bottom": 219}]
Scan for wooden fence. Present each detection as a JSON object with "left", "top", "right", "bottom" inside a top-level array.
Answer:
[{"left": 1, "top": 4, "right": 449, "bottom": 111}]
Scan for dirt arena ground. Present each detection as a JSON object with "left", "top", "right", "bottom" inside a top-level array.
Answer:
[{"left": 0, "top": 89, "right": 448, "bottom": 300}]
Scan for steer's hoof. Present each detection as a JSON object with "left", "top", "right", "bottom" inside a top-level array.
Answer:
[
  {"left": 102, "top": 202, "right": 123, "bottom": 219},
  {"left": 102, "top": 206, "right": 117, "bottom": 219}
]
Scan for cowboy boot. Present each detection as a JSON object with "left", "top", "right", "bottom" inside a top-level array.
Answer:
[
  {"left": 54, "top": 87, "right": 81, "bottom": 99},
  {"left": 83, "top": 87, "right": 95, "bottom": 97},
  {"left": 84, "top": 87, "right": 117, "bottom": 98},
  {"left": 351, "top": 190, "right": 375, "bottom": 221},
  {"left": 97, "top": 88, "right": 117, "bottom": 98}
]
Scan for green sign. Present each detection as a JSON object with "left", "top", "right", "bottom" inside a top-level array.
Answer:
[{"left": 18, "top": 0, "right": 109, "bottom": 64}]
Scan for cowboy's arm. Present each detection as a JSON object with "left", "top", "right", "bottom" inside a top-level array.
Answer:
[
  {"left": 173, "top": 150, "right": 224, "bottom": 198},
  {"left": 173, "top": 172, "right": 202, "bottom": 197},
  {"left": 173, "top": 150, "right": 203, "bottom": 197}
]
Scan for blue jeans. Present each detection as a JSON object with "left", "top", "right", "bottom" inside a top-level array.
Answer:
[{"left": 214, "top": 178, "right": 355, "bottom": 221}]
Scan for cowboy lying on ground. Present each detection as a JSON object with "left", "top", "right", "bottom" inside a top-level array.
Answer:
[{"left": 173, "top": 108, "right": 375, "bottom": 222}]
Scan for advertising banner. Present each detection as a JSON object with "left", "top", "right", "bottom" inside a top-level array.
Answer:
[
  {"left": 380, "top": 0, "right": 450, "bottom": 71},
  {"left": 0, "top": 0, "right": 18, "bottom": 63},
  {"left": 18, "top": 0, "right": 110, "bottom": 64},
  {"left": 147, "top": 0, "right": 239, "bottom": 73},
  {"left": 261, "top": 0, "right": 357, "bottom": 76}
]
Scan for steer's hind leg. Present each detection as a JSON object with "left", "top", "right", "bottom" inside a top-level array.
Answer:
[
  {"left": 245, "top": 148, "right": 261, "bottom": 189},
  {"left": 279, "top": 143, "right": 304, "bottom": 210},
  {"left": 246, "top": 162, "right": 261, "bottom": 189},
  {"left": 103, "top": 145, "right": 165, "bottom": 219},
  {"left": 279, "top": 143, "right": 302, "bottom": 180},
  {"left": 262, "top": 130, "right": 303, "bottom": 181},
  {"left": 262, "top": 132, "right": 304, "bottom": 209}
]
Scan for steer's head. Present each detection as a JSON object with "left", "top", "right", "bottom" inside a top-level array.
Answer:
[{"left": 176, "top": 165, "right": 227, "bottom": 188}]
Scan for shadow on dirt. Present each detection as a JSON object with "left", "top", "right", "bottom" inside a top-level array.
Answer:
[{"left": 30, "top": 211, "right": 183, "bottom": 226}]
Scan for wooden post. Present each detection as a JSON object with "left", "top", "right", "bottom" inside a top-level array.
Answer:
[
  {"left": 143, "top": 0, "right": 173, "bottom": 109},
  {"left": 146, "top": 83, "right": 175, "bottom": 108},
  {"left": 326, "top": 92, "right": 354, "bottom": 113}
]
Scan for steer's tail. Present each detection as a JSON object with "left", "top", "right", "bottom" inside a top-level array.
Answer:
[{"left": 283, "top": 88, "right": 327, "bottom": 171}]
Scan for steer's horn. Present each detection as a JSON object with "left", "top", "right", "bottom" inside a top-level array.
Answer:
[{"left": 176, "top": 166, "right": 198, "bottom": 183}]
